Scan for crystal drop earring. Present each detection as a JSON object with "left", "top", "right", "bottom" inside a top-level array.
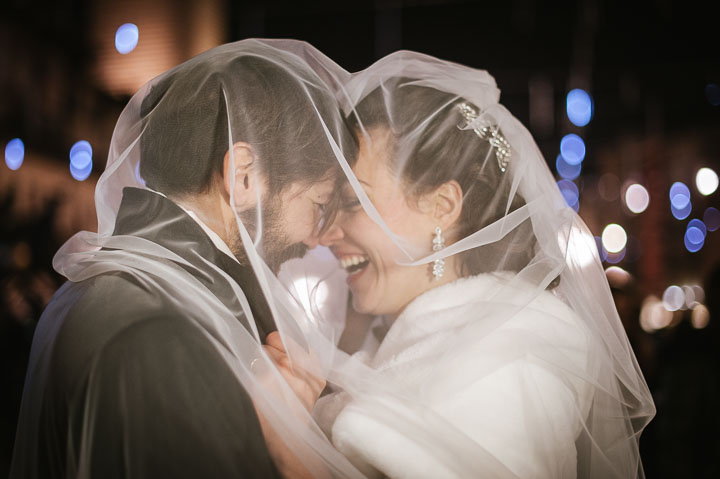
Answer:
[{"left": 432, "top": 226, "right": 445, "bottom": 280}]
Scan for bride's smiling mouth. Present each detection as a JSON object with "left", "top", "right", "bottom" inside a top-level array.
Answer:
[{"left": 339, "top": 254, "right": 370, "bottom": 276}]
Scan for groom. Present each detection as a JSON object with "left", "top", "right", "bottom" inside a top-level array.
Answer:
[{"left": 11, "top": 44, "right": 351, "bottom": 478}]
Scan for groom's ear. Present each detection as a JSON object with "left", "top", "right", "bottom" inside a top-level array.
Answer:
[{"left": 222, "top": 141, "right": 265, "bottom": 210}]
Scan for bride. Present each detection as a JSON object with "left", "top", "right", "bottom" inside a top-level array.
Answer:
[{"left": 300, "top": 52, "right": 656, "bottom": 478}]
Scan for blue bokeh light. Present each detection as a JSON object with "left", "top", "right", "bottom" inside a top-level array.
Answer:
[
  {"left": 566, "top": 89, "right": 594, "bottom": 127},
  {"left": 5, "top": 138, "right": 24, "bottom": 170},
  {"left": 557, "top": 180, "right": 579, "bottom": 208},
  {"left": 669, "top": 181, "right": 691, "bottom": 209},
  {"left": 556, "top": 154, "right": 582, "bottom": 180},
  {"left": 606, "top": 247, "right": 626, "bottom": 264},
  {"left": 115, "top": 23, "right": 139, "bottom": 55},
  {"left": 684, "top": 230, "right": 704, "bottom": 252},
  {"left": 71, "top": 151, "right": 92, "bottom": 170},
  {"left": 706, "top": 84, "right": 720, "bottom": 107},
  {"left": 70, "top": 140, "right": 92, "bottom": 159},
  {"left": 687, "top": 219, "right": 707, "bottom": 239},
  {"left": 704, "top": 207, "right": 720, "bottom": 231},
  {"left": 686, "top": 226, "right": 705, "bottom": 245},
  {"left": 671, "top": 201, "right": 692, "bottom": 220},
  {"left": 69, "top": 140, "right": 93, "bottom": 181},
  {"left": 560, "top": 134, "right": 586, "bottom": 166},
  {"left": 70, "top": 161, "right": 93, "bottom": 181}
]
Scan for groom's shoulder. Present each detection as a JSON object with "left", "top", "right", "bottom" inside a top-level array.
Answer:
[{"left": 43, "top": 271, "right": 197, "bottom": 375}]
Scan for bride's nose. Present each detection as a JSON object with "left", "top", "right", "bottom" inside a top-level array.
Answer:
[{"left": 319, "top": 222, "right": 344, "bottom": 246}]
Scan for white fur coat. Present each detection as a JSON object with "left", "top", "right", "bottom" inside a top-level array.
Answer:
[{"left": 316, "top": 273, "right": 592, "bottom": 478}]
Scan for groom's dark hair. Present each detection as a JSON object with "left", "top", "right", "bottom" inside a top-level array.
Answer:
[{"left": 139, "top": 49, "right": 354, "bottom": 198}]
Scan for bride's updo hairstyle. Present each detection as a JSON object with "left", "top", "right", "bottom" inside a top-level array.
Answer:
[{"left": 348, "top": 79, "right": 535, "bottom": 276}]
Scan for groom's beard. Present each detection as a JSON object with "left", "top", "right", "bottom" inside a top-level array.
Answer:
[{"left": 232, "top": 196, "right": 308, "bottom": 274}]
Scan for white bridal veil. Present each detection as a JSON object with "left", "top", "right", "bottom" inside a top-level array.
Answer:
[{"left": 12, "top": 39, "right": 654, "bottom": 478}]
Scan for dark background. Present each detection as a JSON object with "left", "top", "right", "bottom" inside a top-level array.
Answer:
[{"left": 2, "top": 0, "right": 719, "bottom": 476}]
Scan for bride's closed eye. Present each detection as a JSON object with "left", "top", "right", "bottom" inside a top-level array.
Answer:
[{"left": 341, "top": 196, "right": 361, "bottom": 211}]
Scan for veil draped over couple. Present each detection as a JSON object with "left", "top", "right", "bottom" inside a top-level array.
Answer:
[{"left": 11, "top": 39, "right": 655, "bottom": 478}]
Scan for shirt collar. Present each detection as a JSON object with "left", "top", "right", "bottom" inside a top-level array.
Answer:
[{"left": 144, "top": 188, "right": 239, "bottom": 263}]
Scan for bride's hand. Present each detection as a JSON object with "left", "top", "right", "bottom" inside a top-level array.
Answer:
[{"left": 263, "top": 331, "right": 326, "bottom": 412}]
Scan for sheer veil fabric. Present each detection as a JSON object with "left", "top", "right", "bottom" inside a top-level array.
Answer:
[
  {"left": 12, "top": 39, "right": 654, "bottom": 479},
  {"left": 12, "top": 39, "right": 365, "bottom": 478},
  {"left": 313, "top": 51, "right": 654, "bottom": 478}
]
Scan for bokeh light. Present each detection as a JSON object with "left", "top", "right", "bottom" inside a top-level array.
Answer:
[
  {"left": 683, "top": 285, "right": 698, "bottom": 309},
  {"left": 670, "top": 183, "right": 692, "bottom": 219},
  {"left": 691, "top": 304, "right": 710, "bottom": 329},
  {"left": 624, "top": 184, "right": 650, "bottom": 214},
  {"left": 696, "top": 167, "right": 718, "bottom": 196},
  {"left": 684, "top": 227, "right": 705, "bottom": 252},
  {"left": 557, "top": 180, "right": 579, "bottom": 209},
  {"left": 671, "top": 202, "right": 692, "bottom": 220},
  {"left": 560, "top": 133, "right": 586, "bottom": 165},
  {"left": 687, "top": 219, "right": 707, "bottom": 239},
  {"left": 692, "top": 285, "right": 705, "bottom": 304},
  {"left": 706, "top": 83, "right": 720, "bottom": 106},
  {"left": 115, "top": 23, "right": 139, "bottom": 55},
  {"left": 640, "top": 295, "right": 673, "bottom": 332},
  {"left": 662, "top": 285, "right": 685, "bottom": 311},
  {"left": 606, "top": 247, "right": 626, "bottom": 264},
  {"left": 602, "top": 223, "right": 627, "bottom": 253},
  {"left": 669, "top": 182, "right": 691, "bottom": 209},
  {"left": 556, "top": 154, "right": 582, "bottom": 180},
  {"left": 69, "top": 140, "right": 93, "bottom": 181},
  {"left": 605, "top": 266, "right": 632, "bottom": 288},
  {"left": 566, "top": 89, "right": 594, "bottom": 127},
  {"left": 5, "top": 138, "right": 24, "bottom": 170},
  {"left": 704, "top": 207, "right": 720, "bottom": 231}
]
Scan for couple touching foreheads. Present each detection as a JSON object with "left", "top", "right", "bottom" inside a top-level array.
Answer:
[{"left": 11, "top": 39, "right": 654, "bottom": 478}]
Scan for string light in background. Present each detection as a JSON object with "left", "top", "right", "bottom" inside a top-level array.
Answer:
[
  {"left": 560, "top": 133, "right": 586, "bottom": 165},
  {"left": 684, "top": 219, "right": 707, "bottom": 252},
  {"left": 69, "top": 140, "right": 93, "bottom": 181},
  {"left": 669, "top": 181, "right": 692, "bottom": 220},
  {"left": 566, "top": 89, "right": 594, "bottom": 127},
  {"left": 704, "top": 207, "right": 720, "bottom": 231},
  {"left": 5, "top": 138, "right": 24, "bottom": 171},
  {"left": 556, "top": 154, "right": 582, "bottom": 180},
  {"left": 115, "top": 23, "right": 139, "bottom": 54},
  {"left": 695, "top": 167, "right": 718, "bottom": 196},
  {"left": 602, "top": 223, "right": 627, "bottom": 253},
  {"left": 624, "top": 183, "right": 650, "bottom": 214}
]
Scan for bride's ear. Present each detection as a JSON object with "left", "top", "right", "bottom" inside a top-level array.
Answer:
[
  {"left": 222, "top": 142, "right": 264, "bottom": 210},
  {"left": 423, "top": 180, "right": 463, "bottom": 231}
]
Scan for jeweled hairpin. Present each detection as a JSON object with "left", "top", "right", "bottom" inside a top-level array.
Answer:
[{"left": 457, "top": 102, "right": 511, "bottom": 173}]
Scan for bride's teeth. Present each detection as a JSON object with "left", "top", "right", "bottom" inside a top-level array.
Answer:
[{"left": 340, "top": 255, "right": 368, "bottom": 269}]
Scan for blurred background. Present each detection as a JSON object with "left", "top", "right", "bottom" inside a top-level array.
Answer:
[{"left": 1, "top": 0, "right": 719, "bottom": 476}]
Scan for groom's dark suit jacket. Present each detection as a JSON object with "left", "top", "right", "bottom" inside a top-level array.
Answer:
[{"left": 11, "top": 188, "right": 281, "bottom": 478}]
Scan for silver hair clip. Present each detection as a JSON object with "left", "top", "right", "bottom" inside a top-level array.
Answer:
[{"left": 456, "top": 102, "right": 511, "bottom": 173}]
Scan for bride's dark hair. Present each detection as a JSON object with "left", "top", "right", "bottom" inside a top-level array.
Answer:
[{"left": 348, "top": 80, "right": 536, "bottom": 276}]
